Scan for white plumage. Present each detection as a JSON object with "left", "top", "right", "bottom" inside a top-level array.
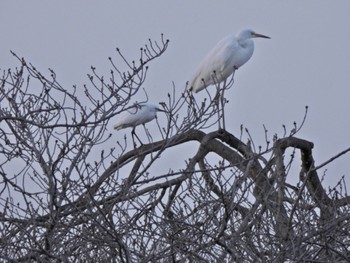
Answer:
[
  {"left": 188, "top": 29, "right": 270, "bottom": 93},
  {"left": 114, "top": 103, "right": 163, "bottom": 146},
  {"left": 113, "top": 103, "right": 161, "bottom": 131}
]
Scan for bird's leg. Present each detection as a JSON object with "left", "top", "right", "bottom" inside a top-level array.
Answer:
[
  {"left": 131, "top": 128, "right": 143, "bottom": 148},
  {"left": 143, "top": 124, "right": 153, "bottom": 143},
  {"left": 131, "top": 128, "right": 137, "bottom": 148},
  {"left": 220, "top": 79, "right": 227, "bottom": 130},
  {"left": 216, "top": 92, "right": 221, "bottom": 130},
  {"left": 214, "top": 82, "right": 222, "bottom": 130},
  {"left": 219, "top": 69, "right": 236, "bottom": 131}
]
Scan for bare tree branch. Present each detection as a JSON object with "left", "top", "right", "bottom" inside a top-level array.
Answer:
[{"left": 1, "top": 36, "right": 350, "bottom": 262}]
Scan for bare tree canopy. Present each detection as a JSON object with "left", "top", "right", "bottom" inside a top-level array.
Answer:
[{"left": 1, "top": 36, "right": 350, "bottom": 263}]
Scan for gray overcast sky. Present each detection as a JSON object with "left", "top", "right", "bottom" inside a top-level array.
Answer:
[{"left": 1, "top": 1, "right": 350, "bottom": 187}]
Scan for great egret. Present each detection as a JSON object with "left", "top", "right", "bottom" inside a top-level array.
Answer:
[
  {"left": 113, "top": 103, "right": 163, "bottom": 146},
  {"left": 188, "top": 29, "right": 270, "bottom": 93}
]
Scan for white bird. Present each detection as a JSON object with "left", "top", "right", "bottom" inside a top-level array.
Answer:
[
  {"left": 188, "top": 29, "right": 270, "bottom": 93},
  {"left": 114, "top": 103, "right": 164, "bottom": 146}
]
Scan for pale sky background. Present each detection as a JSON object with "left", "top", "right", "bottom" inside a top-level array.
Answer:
[{"left": 1, "top": 1, "right": 350, "bottom": 189}]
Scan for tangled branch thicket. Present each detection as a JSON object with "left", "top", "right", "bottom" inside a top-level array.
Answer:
[{"left": 1, "top": 36, "right": 350, "bottom": 262}]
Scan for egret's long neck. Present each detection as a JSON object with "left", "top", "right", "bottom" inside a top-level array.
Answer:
[{"left": 238, "top": 38, "right": 253, "bottom": 48}]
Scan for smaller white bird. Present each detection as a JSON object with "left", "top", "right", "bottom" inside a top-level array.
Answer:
[
  {"left": 188, "top": 29, "right": 270, "bottom": 93},
  {"left": 113, "top": 103, "right": 164, "bottom": 146}
]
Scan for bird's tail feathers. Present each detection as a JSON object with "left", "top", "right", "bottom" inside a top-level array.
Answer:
[
  {"left": 186, "top": 81, "right": 192, "bottom": 92},
  {"left": 187, "top": 80, "right": 196, "bottom": 93},
  {"left": 113, "top": 124, "right": 121, "bottom": 130}
]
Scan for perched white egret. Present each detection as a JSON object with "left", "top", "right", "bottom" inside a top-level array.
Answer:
[
  {"left": 188, "top": 29, "right": 270, "bottom": 93},
  {"left": 113, "top": 103, "right": 164, "bottom": 146}
]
